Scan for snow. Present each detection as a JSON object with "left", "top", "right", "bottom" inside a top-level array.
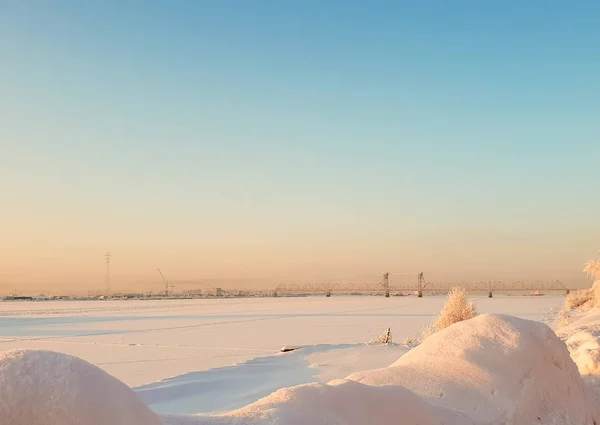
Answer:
[
  {"left": 564, "top": 329, "right": 600, "bottom": 375},
  {"left": 135, "top": 343, "right": 410, "bottom": 415},
  {"left": 4, "top": 312, "right": 596, "bottom": 425},
  {"left": 0, "top": 296, "right": 563, "bottom": 416},
  {"left": 558, "top": 308, "right": 600, "bottom": 376},
  {"left": 304, "top": 344, "right": 408, "bottom": 383},
  {"left": 158, "top": 379, "right": 467, "bottom": 425},
  {"left": 156, "top": 314, "right": 600, "bottom": 425},
  {"left": 350, "top": 314, "right": 600, "bottom": 424},
  {"left": 0, "top": 349, "right": 160, "bottom": 425}
]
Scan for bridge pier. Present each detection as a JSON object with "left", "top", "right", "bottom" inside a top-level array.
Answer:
[
  {"left": 383, "top": 273, "right": 390, "bottom": 298},
  {"left": 326, "top": 291, "right": 331, "bottom": 297},
  {"left": 488, "top": 290, "right": 493, "bottom": 298},
  {"left": 417, "top": 272, "right": 424, "bottom": 297}
]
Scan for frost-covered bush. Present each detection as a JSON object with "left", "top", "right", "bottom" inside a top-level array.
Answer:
[
  {"left": 559, "top": 255, "right": 600, "bottom": 326},
  {"left": 565, "top": 289, "right": 594, "bottom": 311},
  {"left": 421, "top": 287, "right": 477, "bottom": 341},
  {"left": 584, "top": 258, "right": 600, "bottom": 281}
]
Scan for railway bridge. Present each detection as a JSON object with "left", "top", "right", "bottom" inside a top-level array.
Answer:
[{"left": 273, "top": 273, "right": 570, "bottom": 298}]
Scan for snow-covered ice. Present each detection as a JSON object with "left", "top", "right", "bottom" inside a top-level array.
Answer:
[{"left": 0, "top": 298, "right": 560, "bottom": 374}]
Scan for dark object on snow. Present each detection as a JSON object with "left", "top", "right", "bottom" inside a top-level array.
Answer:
[{"left": 280, "top": 346, "right": 301, "bottom": 353}]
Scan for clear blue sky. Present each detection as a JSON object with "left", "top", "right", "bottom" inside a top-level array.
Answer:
[{"left": 1, "top": 1, "right": 599, "bottom": 293}]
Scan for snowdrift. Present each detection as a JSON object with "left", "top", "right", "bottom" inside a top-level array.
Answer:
[
  {"left": 349, "top": 313, "right": 600, "bottom": 424},
  {"left": 158, "top": 379, "right": 470, "bottom": 425},
  {"left": 0, "top": 350, "right": 161, "bottom": 425},
  {"left": 2, "top": 314, "right": 599, "bottom": 425}
]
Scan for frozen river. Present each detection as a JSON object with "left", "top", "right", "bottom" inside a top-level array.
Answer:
[{"left": 0, "top": 296, "right": 563, "bottom": 414}]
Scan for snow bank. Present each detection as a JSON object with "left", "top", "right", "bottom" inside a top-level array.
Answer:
[
  {"left": 564, "top": 329, "right": 600, "bottom": 375},
  {"left": 349, "top": 314, "right": 600, "bottom": 425},
  {"left": 558, "top": 308, "right": 600, "bottom": 376},
  {"left": 0, "top": 349, "right": 161, "bottom": 425},
  {"left": 555, "top": 255, "right": 600, "bottom": 376}
]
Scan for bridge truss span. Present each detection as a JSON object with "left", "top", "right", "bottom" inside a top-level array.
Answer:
[{"left": 273, "top": 274, "right": 570, "bottom": 297}]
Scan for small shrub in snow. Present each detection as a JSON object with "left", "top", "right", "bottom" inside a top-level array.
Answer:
[
  {"left": 401, "top": 336, "right": 419, "bottom": 347},
  {"left": 369, "top": 327, "right": 393, "bottom": 344},
  {"left": 421, "top": 287, "right": 477, "bottom": 341},
  {"left": 375, "top": 327, "right": 392, "bottom": 344}
]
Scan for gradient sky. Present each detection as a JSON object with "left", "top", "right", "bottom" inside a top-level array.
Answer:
[{"left": 1, "top": 1, "right": 599, "bottom": 294}]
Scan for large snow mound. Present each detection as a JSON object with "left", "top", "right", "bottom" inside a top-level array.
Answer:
[
  {"left": 348, "top": 313, "right": 600, "bottom": 425},
  {"left": 0, "top": 349, "right": 161, "bottom": 425}
]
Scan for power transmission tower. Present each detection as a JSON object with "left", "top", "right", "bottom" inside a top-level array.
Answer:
[{"left": 105, "top": 252, "right": 111, "bottom": 297}]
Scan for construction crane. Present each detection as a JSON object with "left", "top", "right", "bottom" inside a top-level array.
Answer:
[{"left": 157, "top": 269, "right": 174, "bottom": 297}]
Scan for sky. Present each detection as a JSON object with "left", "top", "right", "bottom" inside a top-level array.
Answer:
[{"left": 1, "top": 1, "right": 599, "bottom": 295}]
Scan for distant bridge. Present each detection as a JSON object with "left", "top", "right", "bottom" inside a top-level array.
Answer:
[{"left": 274, "top": 274, "right": 571, "bottom": 297}]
